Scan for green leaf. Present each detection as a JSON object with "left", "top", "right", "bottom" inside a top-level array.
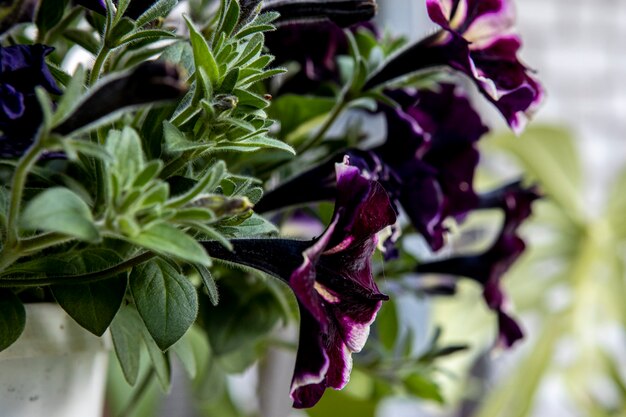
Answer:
[
  {"left": 204, "top": 282, "right": 281, "bottom": 356},
  {"left": 127, "top": 222, "right": 211, "bottom": 266},
  {"left": 171, "top": 333, "right": 197, "bottom": 378},
  {"left": 20, "top": 187, "right": 100, "bottom": 242},
  {"left": 36, "top": 0, "right": 69, "bottom": 34},
  {"left": 376, "top": 299, "right": 398, "bottom": 351},
  {"left": 63, "top": 29, "right": 100, "bottom": 54},
  {"left": 193, "top": 264, "right": 219, "bottom": 306},
  {"left": 166, "top": 159, "right": 226, "bottom": 207},
  {"left": 216, "top": 0, "right": 240, "bottom": 38},
  {"left": 106, "top": 127, "right": 146, "bottom": 187},
  {"left": 235, "top": 32, "right": 264, "bottom": 66},
  {"left": 117, "top": 29, "right": 176, "bottom": 47},
  {"left": 110, "top": 305, "right": 144, "bottom": 385},
  {"left": 185, "top": 16, "right": 219, "bottom": 88},
  {"left": 0, "top": 290, "right": 25, "bottom": 352},
  {"left": 215, "top": 213, "right": 278, "bottom": 238},
  {"left": 62, "top": 139, "right": 113, "bottom": 162},
  {"left": 218, "top": 136, "right": 295, "bottom": 155},
  {"left": 159, "top": 41, "right": 194, "bottom": 74},
  {"left": 488, "top": 126, "right": 584, "bottom": 221},
  {"left": 132, "top": 160, "right": 163, "bottom": 188},
  {"left": 403, "top": 373, "right": 444, "bottom": 403},
  {"left": 51, "top": 249, "right": 128, "bottom": 336},
  {"left": 135, "top": 0, "right": 178, "bottom": 27},
  {"left": 130, "top": 258, "right": 198, "bottom": 350},
  {"left": 233, "top": 88, "right": 269, "bottom": 108}
]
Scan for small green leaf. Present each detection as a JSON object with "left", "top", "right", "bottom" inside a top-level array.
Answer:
[
  {"left": 117, "top": 29, "right": 176, "bottom": 47},
  {"left": 51, "top": 249, "right": 128, "bottom": 336},
  {"left": 166, "top": 160, "right": 226, "bottom": 208},
  {"left": 36, "top": 0, "right": 69, "bottom": 34},
  {"left": 132, "top": 160, "right": 163, "bottom": 188},
  {"left": 130, "top": 258, "right": 198, "bottom": 351},
  {"left": 217, "top": 0, "right": 240, "bottom": 38},
  {"left": 376, "top": 299, "right": 398, "bottom": 351},
  {"left": 135, "top": 0, "right": 178, "bottom": 27},
  {"left": 193, "top": 264, "right": 219, "bottom": 306},
  {"left": 62, "top": 139, "right": 112, "bottom": 161},
  {"left": 110, "top": 305, "right": 144, "bottom": 385},
  {"left": 0, "top": 290, "right": 25, "bottom": 352},
  {"left": 128, "top": 223, "right": 211, "bottom": 266},
  {"left": 106, "top": 127, "right": 146, "bottom": 187},
  {"left": 233, "top": 88, "right": 269, "bottom": 108},
  {"left": 63, "top": 29, "right": 100, "bottom": 54},
  {"left": 21, "top": 187, "right": 100, "bottom": 242},
  {"left": 185, "top": 16, "right": 219, "bottom": 88},
  {"left": 403, "top": 373, "right": 444, "bottom": 403},
  {"left": 215, "top": 213, "right": 278, "bottom": 238},
  {"left": 171, "top": 333, "right": 197, "bottom": 378}
]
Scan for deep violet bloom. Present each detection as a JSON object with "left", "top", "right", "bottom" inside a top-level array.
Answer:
[
  {"left": 0, "top": 44, "right": 61, "bottom": 157},
  {"left": 256, "top": 84, "right": 489, "bottom": 252},
  {"left": 203, "top": 161, "right": 397, "bottom": 407},
  {"left": 365, "top": 0, "right": 543, "bottom": 133},
  {"left": 416, "top": 181, "right": 540, "bottom": 348}
]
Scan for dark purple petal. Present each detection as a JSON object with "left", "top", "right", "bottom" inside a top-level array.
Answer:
[
  {"left": 291, "top": 309, "right": 330, "bottom": 408},
  {"left": 74, "top": 0, "right": 107, "bottom": 14},
  {"left": 0, "top": 44, "right": 61, "bottom": 157},
  {"left": 203, "top": 161, "right": 396, "bottom": 408},
  {"left": 497, "top": 309, "right": 524, "bottom": 348},
  {"left": 262, "top": 0, "right": 377, "bottom": 28}
]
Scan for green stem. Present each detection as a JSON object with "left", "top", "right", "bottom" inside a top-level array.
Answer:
[
  {"left": 0, "top": 251, "right": 155, "bottom": 287},
  {"left": 90, "top": 46, "right": 112, "bottom": 85},
  {"left": 4, "top": 140, "right": 44, "bottom": 250},
  {"left": 19, "top": 232, "right": 73, "bottom": 253},
  {"left": 296, "top": 91, "right": 349, "bottom": 154},
  {"left": 116, "top": 367, "right": 156, "bottom": 417}
]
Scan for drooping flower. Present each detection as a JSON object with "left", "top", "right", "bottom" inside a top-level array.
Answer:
[
  {"left": 365, "top": 0, "right": 543, "bottom": 133},
  {"left": 0, "top": 44, "right": 61, "bottom": 157},
  {"left": 416, "top": 181, "right": 540, "bottom": 347},
  {"left": 202, "top": 161, "right": 397, "bottom": 407},
  {"left": 256, "top": 84, "right": 489, "bottom": 252}
]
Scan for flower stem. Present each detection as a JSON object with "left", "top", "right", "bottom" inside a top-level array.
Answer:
[
  {"left": 296, "top": 91, "right": 349, "bottom": 154},
  {"left": 3, "top": 140, "right": 44, "bottom": 256},
  {"left": 0, "top": 251, "right": 155, "bottom": 287},
  {"left": 90, "top": 46, "right": 112, "bottom": 85}
]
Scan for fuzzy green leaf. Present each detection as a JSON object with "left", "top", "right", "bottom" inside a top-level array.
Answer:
[
  {"left": 130, "top": 258, "right": 198, "bottom": 351},
  {"left": 128, "top": 223, "right": 211, "bottom": 266},
  {"left": 0, "top": 290, "right": 25, "bottom": 352},
  {"left": 51, "top": 249, "right": 127, "bottom": 336},
  {"left": 20, "top": 187, "right": 99, "bottom": 242}
]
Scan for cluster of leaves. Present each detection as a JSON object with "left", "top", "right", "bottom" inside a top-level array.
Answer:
[{"left": 0, "top": 0, "right": 293, "bottom": 394}]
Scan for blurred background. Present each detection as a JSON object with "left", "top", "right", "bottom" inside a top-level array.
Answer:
[{"left": 105, "top": 1, "right": 626, "bottom": 416}]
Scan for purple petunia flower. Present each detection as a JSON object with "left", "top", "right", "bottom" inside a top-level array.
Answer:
[
  {"left": 256, "top": 84, "right": 489, "bottom": 252},
  {"left": 416, "top": 181, "right": 540, "bottom": 347},
  {"left": 0, "top": 44, "right": 61, "bottom": 157},
  {"left": 365, "top": 0, "right": 543, "bottom": 133},
  {"left": 202, "top": 161, "right": 397, "bottom": 407},
  {"left": 425, "top": 0, "right": 543, "bottom": 132}
]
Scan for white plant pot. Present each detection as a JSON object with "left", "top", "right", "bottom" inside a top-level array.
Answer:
[{"left": 0, "top": 303, "right": 111, "bottom": 417}]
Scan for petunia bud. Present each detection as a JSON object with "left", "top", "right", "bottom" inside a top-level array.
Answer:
[
  {"left": 54, "top": 61, "right": 187, "bottom": 134},
  {"left": 262, "top": 0, "right": 377, "bottom": 27}
]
